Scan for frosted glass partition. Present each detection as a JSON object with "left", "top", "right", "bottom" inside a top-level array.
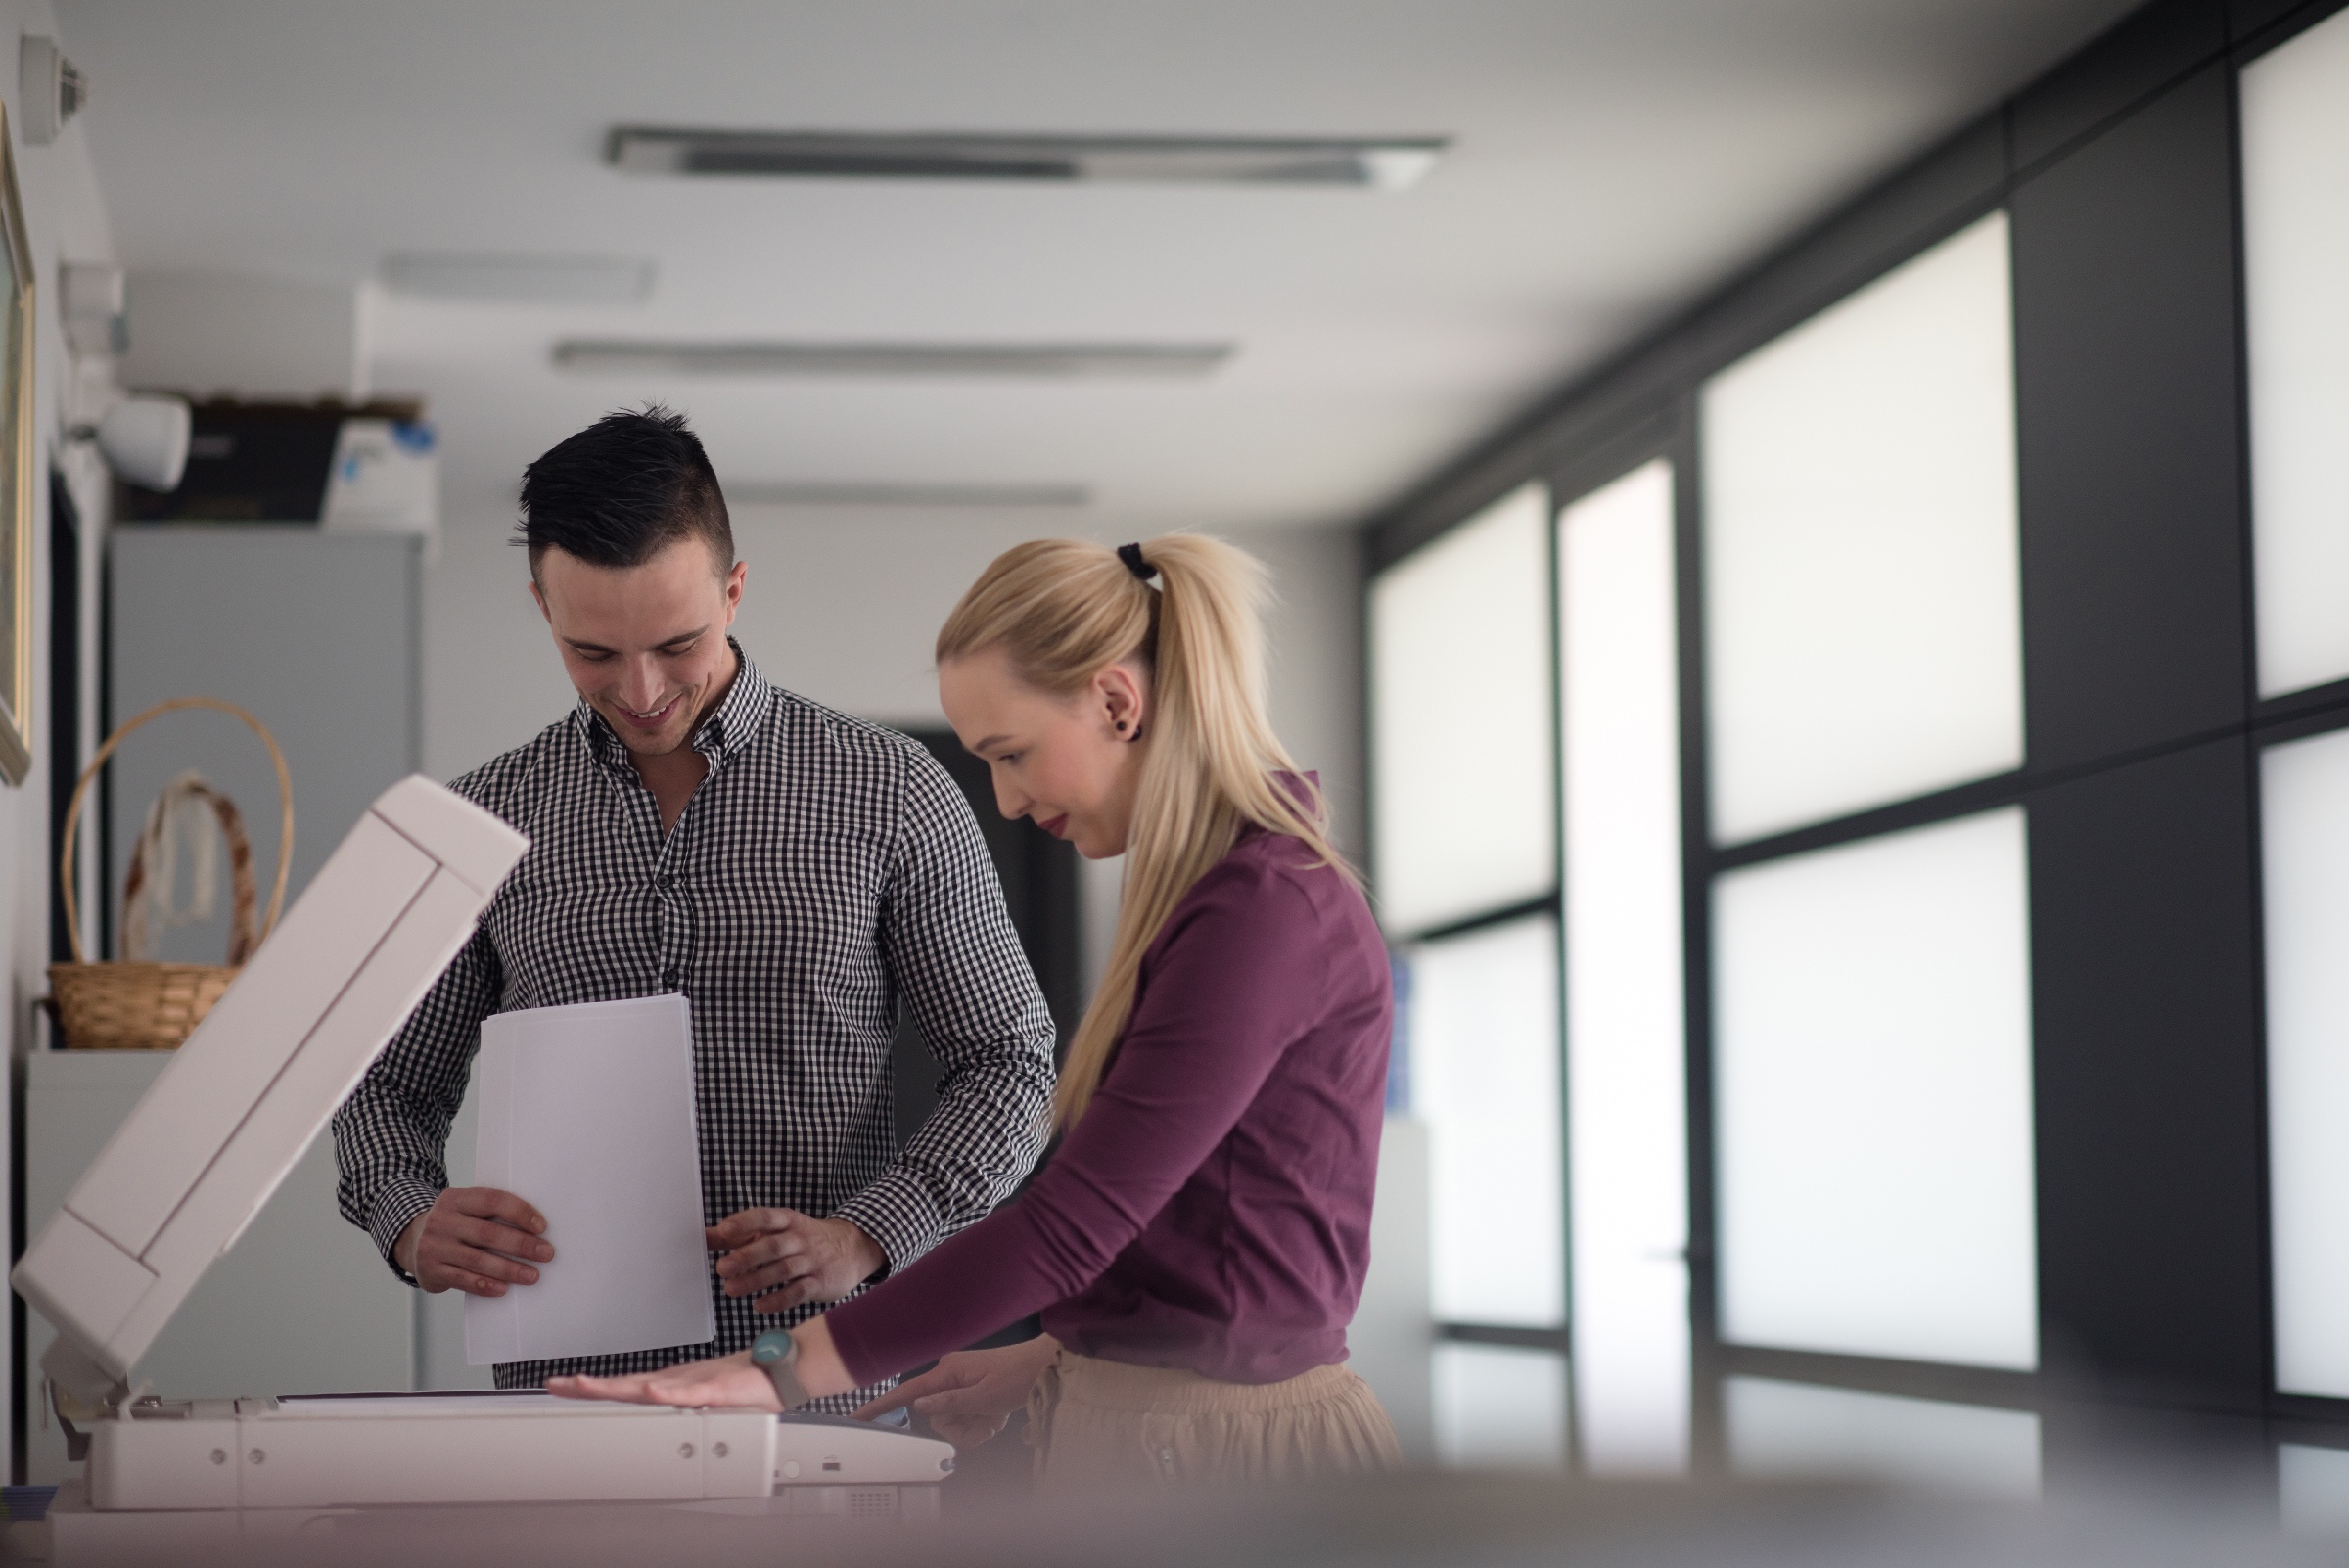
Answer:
[
  {"left": 1370, "top": 484, "right": 1553, "bottom": 935},
  {"left": 1558, "top": 461, "right": 1689, "bottom": 1474},
  {"left": 1715, "top": 807, "right": 2038, "bottom": 1368},
  {"left": 1409, "top": 915, "right": 1563, "bottom": 1326},
  {"left": 2280, "top": 1444, "right": 2349, "bottom": 1538},
  {"left": 2245, "top": 9, "right": 2349, "bottom": 696},
  {"left": 2262, "top": 728, "right": 2349, "bottom": 1396},
  {"left": 1433, "top": 1344, "right": 1569, "bottom": 1471},
  {"left": 1702, "top": 213, "right": 2024, "bottom": 843},
  {"left": 1726, "top": 1378, "right": 2041, "bottom": 1499}
]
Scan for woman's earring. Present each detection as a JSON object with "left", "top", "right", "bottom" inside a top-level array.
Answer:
[{"left": 1114, "top": 720, "right": 1128, "bottom": 732}]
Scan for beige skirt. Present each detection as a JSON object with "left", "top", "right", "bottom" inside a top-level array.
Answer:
[{"left": 1024, "top": 1348, "right": 1404, "bottom": 1490}]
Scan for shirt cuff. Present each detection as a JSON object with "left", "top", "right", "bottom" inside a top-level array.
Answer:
[
  {"left": 833, "top": 1170, "right": 945, "bottom": 1277},
  {"left": 368, "top": 1178, "right": 443, "bottom": 1285}
]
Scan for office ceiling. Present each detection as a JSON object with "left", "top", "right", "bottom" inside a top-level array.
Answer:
[{"left": 56, "top": 0, "right": 2143, "bottom": 533}]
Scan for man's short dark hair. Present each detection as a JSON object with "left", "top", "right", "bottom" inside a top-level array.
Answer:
[{"left": 516, "top": 405, "right": 733, "bottom": 578}]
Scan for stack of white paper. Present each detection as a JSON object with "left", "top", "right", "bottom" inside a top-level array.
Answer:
[{"left": 465, "top": 994, "right": 716, "bottom": 1367}]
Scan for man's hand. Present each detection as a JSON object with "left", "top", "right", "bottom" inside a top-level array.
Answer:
[
  {"left": 708, "top": 1209, "right": 884, "bottom": 1313},
  {"left": 396, "top": 1186, "right": 552, "bottom": 1296},
  {"left": 853, "top": 1337, "right": 1059, "bottom": 1449}
]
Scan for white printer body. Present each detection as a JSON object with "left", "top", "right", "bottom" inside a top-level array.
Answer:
[{"left": 12, "top": 776, "right": 953, "bottom": 1513}]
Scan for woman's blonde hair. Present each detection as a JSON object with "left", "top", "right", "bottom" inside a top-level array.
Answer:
[{"left": 938, "top": 534, "right": 1352, "bottom": 1128}]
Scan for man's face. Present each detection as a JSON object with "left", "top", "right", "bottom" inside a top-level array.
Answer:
[{"left": 531, "top": 537, "right": 747, "bottom": 760}]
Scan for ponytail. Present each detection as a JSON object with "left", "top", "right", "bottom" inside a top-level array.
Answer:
[{"left": 936, "top": 534, "right": 1353, "bottom": 1128}]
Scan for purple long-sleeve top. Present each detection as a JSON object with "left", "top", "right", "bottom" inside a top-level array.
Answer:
[{"left": 823, "top": 811, "right": 1393, "bottom": 1387}]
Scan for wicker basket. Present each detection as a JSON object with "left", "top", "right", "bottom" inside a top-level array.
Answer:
[{"left": 48, "top": 697, "right": 293, "bottom": 1050}]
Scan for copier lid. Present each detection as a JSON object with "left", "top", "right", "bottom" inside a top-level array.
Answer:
[{"left": 15, "top": 776, "right": 529, "bottom": 1400}]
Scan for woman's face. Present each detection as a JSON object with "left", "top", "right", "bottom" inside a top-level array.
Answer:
[{"left": 939, "top": 644, "right": 1148, "bottom": 859}]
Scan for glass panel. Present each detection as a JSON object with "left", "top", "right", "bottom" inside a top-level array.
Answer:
[
  {"left": 2244, "top": 8, "right": 2349, "bottom": 696},
  {"left": 1369, "top": 483, "right": 1553, "bottom": 934},
  {"left": 1701, "top": 212, "right": 2024, "bottom": 843},
  {"left": 2262, "top": 727, "right": 2349, "bottom": 1396},
  {"left": 2280, "top": 1444, "right": 2349, "bottom": 1538},
  {"left": 1558, "top": 461, "right": 1689, "bottom": 1474},
  {"left": 1433, "top": 1343, "right": 1568, "bottom": 1471},
  {"left": 1353, "top": 1115, "right": 1434, "bottom": 1462},
  {"left": 1725, "top": 1378, "right": 2040, "bottom": 1498},
  {"left": 1409, "top": 915, "right": 1563, "bottom": 1326},
  {"left": 1715, "top": 807, "right": 2038, "bottom": 1369}
]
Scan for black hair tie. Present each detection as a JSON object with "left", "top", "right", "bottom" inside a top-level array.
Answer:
[{"left": 1117, "top": 542, "right": 1157, "bottom": 582}]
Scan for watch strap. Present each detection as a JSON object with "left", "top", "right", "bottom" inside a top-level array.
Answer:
[
  {"left": 763, "top": 1357, "right": 812, "bottom": 1410},
  {"left": 750, "top": 1328, "right": 812, "bottom": 1410}
]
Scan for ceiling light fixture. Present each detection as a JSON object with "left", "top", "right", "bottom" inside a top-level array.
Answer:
[
  {"left": 385, "top": 254, "right": 655, "bottom": 305},
  {"left": 552, "top": 340, "right": 1233, "bottom": 380},
  {"left": 726, "top": 482, "right": 1090, "bottom": 509},
  {"left": 606, "top": 128, "right": 1447, "bottom": 190}
]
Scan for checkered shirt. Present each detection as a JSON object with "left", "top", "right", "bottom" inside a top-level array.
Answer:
[{"left": 331, "top": 647, "right": 1056, "bottom": 1407}]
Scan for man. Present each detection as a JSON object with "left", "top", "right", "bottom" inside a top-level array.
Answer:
[{"left": 332, "top": 407, "right": 1056, "bottom": 1408}]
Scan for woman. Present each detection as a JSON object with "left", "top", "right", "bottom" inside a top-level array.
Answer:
[{"left": 554, "top": 534, "right": 1401, "bottom": 1486}]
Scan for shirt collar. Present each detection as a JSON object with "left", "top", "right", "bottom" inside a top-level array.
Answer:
[{"left": 575, "top": 638, "right": 772, "bottom": 772}]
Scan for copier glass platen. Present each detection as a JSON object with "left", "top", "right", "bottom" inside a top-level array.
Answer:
[{"left": 12, "top": 776, "right": 954, "bottom": 1514}]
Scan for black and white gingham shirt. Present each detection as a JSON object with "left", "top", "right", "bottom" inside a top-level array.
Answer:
[{"left": 331, "top": 647, "right": 1056, "bottom": 1403}]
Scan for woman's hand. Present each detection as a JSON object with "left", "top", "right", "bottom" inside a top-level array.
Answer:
[
  {"left": 547, "top": 1350, "right": 779, "bottom": 1411},
  {"left": 853, "top": 1336, "right": 1059, "bottom": 1449},
  {"left": 548, "top": 1318, "right": 858, "bottom": 1409}
]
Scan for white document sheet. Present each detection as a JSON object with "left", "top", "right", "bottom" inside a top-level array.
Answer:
[{"left": 465, "top": 994, "right": 716, "bottom": 1366}]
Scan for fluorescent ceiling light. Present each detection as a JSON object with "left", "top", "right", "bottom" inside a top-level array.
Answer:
[
  {"left": 384, "top": 254, "right": 654, "bottom": 304},
  {"left": 606, "top": 128, "right": 1446, "bottom": 190},
  {"left": 552, "top": 340, "right": 1233, "bottom": 379},
  {"left": 727, "top": 482, "right": 1090, "bottom": 508}
]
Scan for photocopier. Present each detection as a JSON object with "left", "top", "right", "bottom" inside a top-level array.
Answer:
[{"left": 11, "top": 775, "right": 954, "bottom": 1517}]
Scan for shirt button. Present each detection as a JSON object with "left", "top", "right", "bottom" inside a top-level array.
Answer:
[{"left": 662, "top": 969, "right": 681, "bottom": 990}]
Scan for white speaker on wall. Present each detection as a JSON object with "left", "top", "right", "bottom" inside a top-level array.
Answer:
[{"left": 82, "top": 395, "right": 192, "bottom": 492}]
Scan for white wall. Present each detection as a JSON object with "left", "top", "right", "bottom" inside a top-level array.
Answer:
[
  {"left": 8, "top": 3, "right": 124, "bottom": 1484},
  {"left": 1235, "top": 521, "right": 1367, "bottom": 864},
  {"left": 419, "top": 493, "right": 575, "bottom": 781},
  {"left": 423, "top": 498, "right": 1366, "bottom": 865}
]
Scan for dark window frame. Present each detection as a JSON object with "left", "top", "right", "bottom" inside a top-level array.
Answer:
[{"left": 1363, "top": 0, "right": 2349, "bottom": 1479}]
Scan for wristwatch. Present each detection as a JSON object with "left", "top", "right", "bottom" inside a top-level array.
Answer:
[{"left": 750, "top": 1328, "right": 812, "bottom": 1410}]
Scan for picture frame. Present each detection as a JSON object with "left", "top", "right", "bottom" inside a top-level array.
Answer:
[{"left": 0, "top": 100, "right": 35, "bottom": 786}]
